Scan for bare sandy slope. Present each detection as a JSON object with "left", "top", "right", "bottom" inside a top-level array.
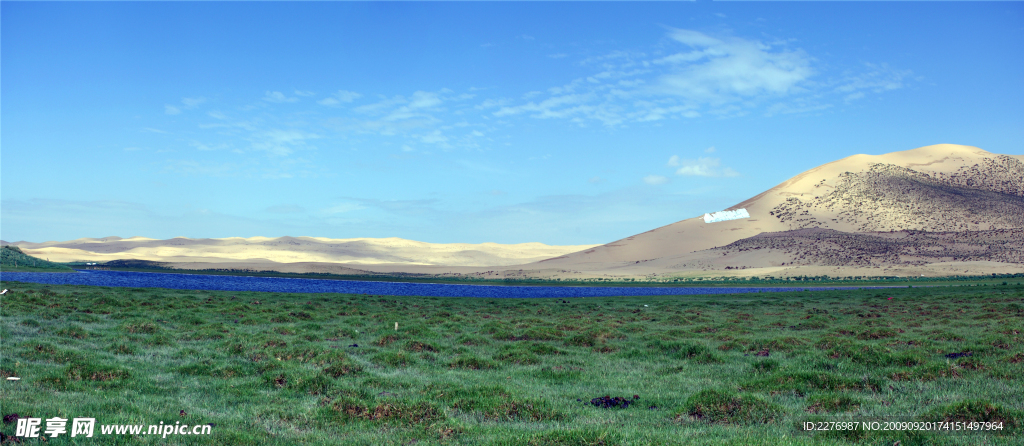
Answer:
[
  {"left": 2, "top": 236, "right": 599, "bottom": 267},
  {"left": 523, "top": 144, "right": 1024, "bottom": 272}
]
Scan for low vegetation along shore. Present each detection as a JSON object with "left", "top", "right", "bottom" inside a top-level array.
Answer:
[{"left": 1, "top": 281, "right": 1022, "bottom": 445}]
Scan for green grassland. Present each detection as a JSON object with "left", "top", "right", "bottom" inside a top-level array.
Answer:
[
  {"left": 52, "top": 258, "right": 1024, "bottom": 288},
  {"left": 0, "top": 245, "right": 75, "bottom": 272},
  {"left": 1, "top": 281, "right": 1022, "bottom": 445}
]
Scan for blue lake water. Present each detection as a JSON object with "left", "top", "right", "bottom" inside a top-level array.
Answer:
[{"left": 0, "top": 270, "right": 900, "bottom": 298}]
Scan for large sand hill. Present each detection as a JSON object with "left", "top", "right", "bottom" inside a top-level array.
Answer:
[{"left": 527, "top": 144, "right": 1024, "bottom": 272}]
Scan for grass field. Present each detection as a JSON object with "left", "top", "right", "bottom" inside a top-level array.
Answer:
[
  {"left": 1, "top": 280, "right": 1022, "bottom": 445},
  {"left": 1, "top": 245, "right": 74, "bottom": 273}
]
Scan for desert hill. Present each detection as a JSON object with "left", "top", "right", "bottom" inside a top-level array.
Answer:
[
  {"left": 0, "top": 236, "right": 599, "bottom": 268},
  {"left": 527, "top": 144, "right": 1024, "bottom": 273}
]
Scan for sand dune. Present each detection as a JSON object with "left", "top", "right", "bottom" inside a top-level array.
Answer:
[
  {"left": 525, "top": 144, "right": 1024, "bottom": 272},
  {"left": 2, "top": 236, "right": 599, "bottom": 267}
]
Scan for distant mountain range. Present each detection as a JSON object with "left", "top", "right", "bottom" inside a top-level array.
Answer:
[{"left": 4, "top": 144, "right": 1021, "bottom": 279}]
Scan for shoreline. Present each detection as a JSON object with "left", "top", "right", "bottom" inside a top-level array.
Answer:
[{"left": 3, "top": 265, "right": 1021, "bottom": 288}]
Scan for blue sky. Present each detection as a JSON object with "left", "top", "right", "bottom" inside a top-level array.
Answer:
[{"left": 2, "top": 2, "right": 1022, "bottom": 245}]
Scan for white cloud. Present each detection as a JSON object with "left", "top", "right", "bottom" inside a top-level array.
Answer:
[
  {"left": 643, "top": 175, "right": 669, "bottom": 185},
  {"left": 481, "top": 29, "right": 831, "bottom": 127},
  {"left": 419, "top": 129, "right": 448, "bottom": 145},
  {"left": 249, "top": 129, "right": 321, "bottom": 157},
  {"left": 548, "top": 53, "right": 568, "bottom": 59},
  {"left": 408, "top": 91, "right": 443, "bottom": 109},
  {"left": 493, "top": 93, "right": 593, "bottom": 118},
  {"left": 671, "top": 156, "right": 739, "bottom": 177},
  {"left": 318, "top": 90, "right": 362, "bottom": 106},
  {"left": 189, "top": 141, "right": 230, "bottom": 152},
  {"left": 263, "top": 91, "right": 300, "bottom": 103},
  {"left": 123, "top": 147, "right": 142, "bottom": 152},
  {"left": 704, "top": 146, "right": 716, "bottom": 153},
  {"left": 294, "top": 90, "right": 316, "bottom": 97},
  {"left": 352, "top": 90, "right": 455, "bottom": 124},
  {"left": 207, "top": 111, "right": 227, "bottom": 120},
  {"left": 181, "top": 97, "right": 206, "bottom": 107},
  {"left": 834, "top": 63, "right": 911, "bottom": 95},
  {"left": 164, "top": 105, "right": 181, "bottom": 115},
  {"left": 844, "top": 92, "right": 865, "bottom": 102},
  {"left": 652, "top": 28, "right": 814, "bottom": 102}
]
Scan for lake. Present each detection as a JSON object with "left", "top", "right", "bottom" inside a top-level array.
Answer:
[{"left": 0, "top": 270, "right": 899, "bottom": 298}]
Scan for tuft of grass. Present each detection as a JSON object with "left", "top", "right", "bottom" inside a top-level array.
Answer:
[
  {"left": 331, "top": 398, "right": 444, "bottom": 425},
  {"left": 403, "top": 340, "right": 437, "bottom": 353},
  {"left": 20, "top": 341, "right": 83, "bottom": 363},
  {"left": 741, "top": 372, "right": 881, "bottom": 393},
  {"left": 925, "top": 400, "right": 1022, "bottom": 431},
  {"left": 676, "top": 389, "right": 785, "bottom": 424},
  {"left": 109, "top": 343, "right": 138, "bottom": 355},
  {"left": 65, "top": 360, "right": 131, "bottom": 382},
  {"left": 806, "top": 393, "right": 861, "bottom": 413},
  {"left": 55, "top": 324, "right": 89, "bottom": 339},
  {"left": 122, "top": 321, "right": 159, "bottom": 334},
  {"left": 449, "top": 355, "right": 496, "bottom": 370},
  {"left": 372, "top": 351, "right": 416, "bottom": 368}
]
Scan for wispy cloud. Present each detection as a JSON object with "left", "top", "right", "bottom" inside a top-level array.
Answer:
[
  {"left": 318, "top": 90, "right": 362, "bottom": 106},
  {"left": 486, "top": 28, "right": 908, "bottom": 127},
  {"left": 650, "top": 28, "right": 814, "bottom": 103},
  {"left": 643, "top": 175, "right": 669, "bottom": 185},
  {"left": 249, "top": 129, "right": 321, "bottom": 157},
  {"left": 834, "top": 63, "right": 910, "bottom": 95},
  {"left": 669, "top": 156, "right": 739, "bottom": 177},
  {"left": 263, "top": 91, "right": 300, "bottom": 103},
  {"left": 189, "top": 141, "right": 230, "bottom": 152},
  {"left": 181, "top": 97, "right": 207, "bottom": 107},
  {"left": 143, "top": 27, "right": 907, "bottom": 183},
  {"left": 321, "top": 203, "right": 364, "bottom": 214},
  {"left": 165, "top": 97, "right": 206, "bottom": 115}
]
